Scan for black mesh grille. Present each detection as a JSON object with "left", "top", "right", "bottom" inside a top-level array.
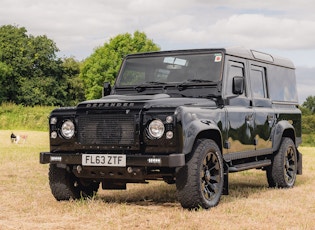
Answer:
[{"left": 78, "top": 113, "right": 135, "bottom": 145}]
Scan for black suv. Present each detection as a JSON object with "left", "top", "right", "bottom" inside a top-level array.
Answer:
[{"left": 40, "top": 48, "right": 302, "bottom": 209}]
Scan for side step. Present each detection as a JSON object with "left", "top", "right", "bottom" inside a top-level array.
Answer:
[{"left": 229, "top": 159, "right": 271, "bottom": 172}]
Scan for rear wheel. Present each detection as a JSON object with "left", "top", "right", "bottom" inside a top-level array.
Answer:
[
  {"left": 176, "top": 139, "right": 224, "bottom": 209},
  {"left": 49, "top": 164, "right": 99, "bottom": 200},
  {"left": 266, "top": 137, "right": 297, "bottom": 188}
]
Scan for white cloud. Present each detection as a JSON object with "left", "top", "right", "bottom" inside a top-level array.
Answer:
[
  {"left": 1, "top": 0, "right": 315, "bottom": 65},
  {"left": 0, "top": 0, "right": 314, "bottom": 102},
  {"left": 145, "top": 13, "right": 315, "bottom": 51},
  {"left": 209, "top": 14, "right": 315, "bottom": 49}
]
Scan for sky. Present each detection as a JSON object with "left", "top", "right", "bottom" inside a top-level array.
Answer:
[{"left": 0, "top": 0, "right": 314, "bottom": 103}]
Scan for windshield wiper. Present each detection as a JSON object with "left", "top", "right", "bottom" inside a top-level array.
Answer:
[
  {"left": 185, "top": 79, "right": 215, "bottom": 83},
  {"left": 176, "top": 79, "right": 216, "bottom": 91},
  {"left": 134, "top": 81, "right": 166, "bottom": 92}
]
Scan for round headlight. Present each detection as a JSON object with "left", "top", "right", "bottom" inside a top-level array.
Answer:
[
  {"left": 148, "top": 119, "right": 165, "bottom": 139},
  {"left": 61, "top": 120, "right": 75, "bottom": 139}
]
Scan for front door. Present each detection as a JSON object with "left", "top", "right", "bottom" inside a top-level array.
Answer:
[{"left": 224, "top": 58, "right": 256, "bottom": 154}]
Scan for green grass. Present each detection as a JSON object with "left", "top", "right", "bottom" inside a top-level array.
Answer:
[
  {"left": 0, "top": 102, "right": 55, "bottom": 131},
  {"left": 1, "top": 103, "right": 314, "bottom": 146},
  {"left": 0, "top": 130, "right": 314, "bottom": 229},
  {"left": 301, "top": 134, "right": 315, "bottom": 147}
]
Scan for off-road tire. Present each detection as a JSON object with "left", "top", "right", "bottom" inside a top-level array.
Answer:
[
  {"left": 266, "top": 137, "right": 297, "bottom": 188},
  {"left": 49, "top": 164, "right": 99, "bottom": 200},
  {"left": 176, "top": 139, "right": 224, "bottom": 209}
]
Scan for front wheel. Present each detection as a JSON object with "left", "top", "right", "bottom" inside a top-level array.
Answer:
[
  {"left": 176, "top": 139, "right": 224, "bottom": 209},
  {"left": 266, "top": 137, "right": 297, "bottom": 188},
  {"left": 49, "top": 164, "right": 99, "bottom": 200}
]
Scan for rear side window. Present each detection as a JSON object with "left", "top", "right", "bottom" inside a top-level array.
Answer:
[{"left": 267, "top": 66, "right": 298, "bottom": 102}]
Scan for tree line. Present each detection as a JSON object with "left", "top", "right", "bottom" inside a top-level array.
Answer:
[
  {"left": 1, "top": 24, "right": 315, "bottom": 115},
  {"left": 0, "top": 25, "right": 159, "bottom": 106},
  {"left": 1, "top": 24, "right": 314, "bottom": 138},
  {"left": 300, "top": 96, "right": 315, "bottom": 134}
]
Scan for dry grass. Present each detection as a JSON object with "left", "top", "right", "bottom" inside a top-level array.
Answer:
[{"left": 0, "top": 130, "right": 314, "bottom": 230}]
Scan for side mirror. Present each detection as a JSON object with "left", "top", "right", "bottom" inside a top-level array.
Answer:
[
  {"left": 103, "top": 82, "right": 111, "bottom": 97},
  {"left": 233, "top": 76, "right": 244, "bottom": 95}
]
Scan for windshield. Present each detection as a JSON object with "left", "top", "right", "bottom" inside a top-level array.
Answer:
[{"left": 116, "top": 52, "right": 223, "bottom": 87}]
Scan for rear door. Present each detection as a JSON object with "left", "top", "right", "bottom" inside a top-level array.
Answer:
[{"left": 249, "top": 62, "right": 274, "bottom": 151}]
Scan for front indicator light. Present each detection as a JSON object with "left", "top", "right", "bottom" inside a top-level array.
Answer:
[
  {"left": 166, "top": 116, "right": 173, "bottom": 123},
  {"left": 50, "top": 117, "right": 57, "bottom": 125},
  {"left": 61, "top": 120, "right": 75, "bottom": 139},
  {"left": 148, "top": 119, "right": 165, "bottom": 139},
  {"left": 51, "top": 131, "right": 57, "bottom": 139}
]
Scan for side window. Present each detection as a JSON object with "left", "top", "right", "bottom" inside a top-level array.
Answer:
[
  {"left": 267, "top": 66, "right": 298, "bottom": 102},
  {"left": 250, "top": 66, "right": 267, "bottom": 98},
  {"left": 226, "top": 61, "right": 245, "bottom": 97}
]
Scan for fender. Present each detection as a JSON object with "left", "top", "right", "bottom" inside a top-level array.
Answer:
[
  {"left": 181, "top": 118, "right": 222, "bottom": 155},
  {"left": 272, "top": 120, "right": 296, "bottom": 151}
]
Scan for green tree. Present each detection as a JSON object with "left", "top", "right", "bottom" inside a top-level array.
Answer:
[
  {"left": 17, "top": 34, "right": 65, "bottom": 106},
  {"left": 302, "top": 96, "right": 315, "bottom": 114},
  {"left": 0, "top": 25, "right": 28, "bottom": 103},
  {"left": 80, "top": 31, "right": 160, "bottom": 100},
  {"left": 0, "top": 61, "right": 13, "bottom": 102},
  {"left": 61, "top": 57, "right": 85, "bottom": 105},
  {"left": 0, "top": 25, "right": 80, "bottom": 106}
]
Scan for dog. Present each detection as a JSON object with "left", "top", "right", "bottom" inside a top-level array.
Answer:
[{"left": 11, "top": 132, "right": 27, "bottom": 144}]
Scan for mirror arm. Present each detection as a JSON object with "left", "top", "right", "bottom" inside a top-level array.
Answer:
[{"left": 103, "top": 82, "right": 112, "bottom": 97}]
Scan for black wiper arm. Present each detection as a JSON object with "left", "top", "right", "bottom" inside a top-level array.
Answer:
[
  {"left": 134, "top": 81, "right": 166, "bottom": 92},
  {"left": 186, "top": 79, "right": 215, "bottom": 83},
  {"left": 176, "top": 79, "right": 216, "bottom": 91}
]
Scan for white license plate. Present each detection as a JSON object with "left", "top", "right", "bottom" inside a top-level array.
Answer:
[{"left": 82, "top": 154, "right": 126, "bottom": 167}]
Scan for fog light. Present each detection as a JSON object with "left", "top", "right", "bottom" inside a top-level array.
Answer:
[
  {"left": 51, "top": 131, "right": 57, "bottom": 139},
  {"left": 50, "top": 156, "right": 62, "bottom": 162},
  {"left": 166, "top": 131, "right": 173, "bottom": 139},
  {"left": 147, "top": 158, "right": 161, "bottom": 164}
]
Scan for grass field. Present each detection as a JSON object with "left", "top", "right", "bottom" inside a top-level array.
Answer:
[
  {"left": 0, "top": 103, "right": 55, "bottom": 131},
  {"left": 0, "top": 130, "right": 314, "bottom": 230}
]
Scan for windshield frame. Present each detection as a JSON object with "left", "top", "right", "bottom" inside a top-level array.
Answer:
[{"left": 114, "top": 50, "right": 224, "bottom": 90}]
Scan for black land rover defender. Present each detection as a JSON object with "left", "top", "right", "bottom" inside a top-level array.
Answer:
[{"left": 40, "top": 48, "right": 302, "bottom": 209}]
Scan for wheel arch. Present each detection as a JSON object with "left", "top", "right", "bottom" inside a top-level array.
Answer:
[
  {"left": 195, "top": 129, "right": 223, "bottom": 154},
  {"left": 182, "top": 119, "right": 223, "bottom": 159},
  {"left": 271, "top": 120, "right": 302, "bottom": 174},
  {"left": 272, "top": 120, "right": 296, "bottom": 152}
]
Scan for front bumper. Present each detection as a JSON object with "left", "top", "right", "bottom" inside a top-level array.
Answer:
[{"left": 39, "top": 152, "right": 185, "bottom": 168}]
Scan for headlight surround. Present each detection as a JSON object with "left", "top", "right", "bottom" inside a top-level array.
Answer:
[
  {"left": 148, "top": 119, "right": 165, "bottom": 139},
  {"left": 61, "top": 120, "right": 75, "bottom": 139}
]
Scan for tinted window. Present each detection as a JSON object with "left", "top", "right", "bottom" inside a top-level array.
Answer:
[
  {"left": 250, "top": 66, "right": 267, "bottom": 99},
  {"left": 267, "top": 66, "right": 298, "bottom": 102},
  {"left": 116, "top": 53, "right": 223, "bottom": 86},
  {"left": 225, "top": 61, "right": 245, "bottom": 97}
]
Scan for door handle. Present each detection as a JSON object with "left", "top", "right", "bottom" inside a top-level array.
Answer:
[
  {"left": 267, "top": 115, "right": 274, "bottom": 123},
  {"left": 245, "top": 114, "right": 254, "bottom": 121}
]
